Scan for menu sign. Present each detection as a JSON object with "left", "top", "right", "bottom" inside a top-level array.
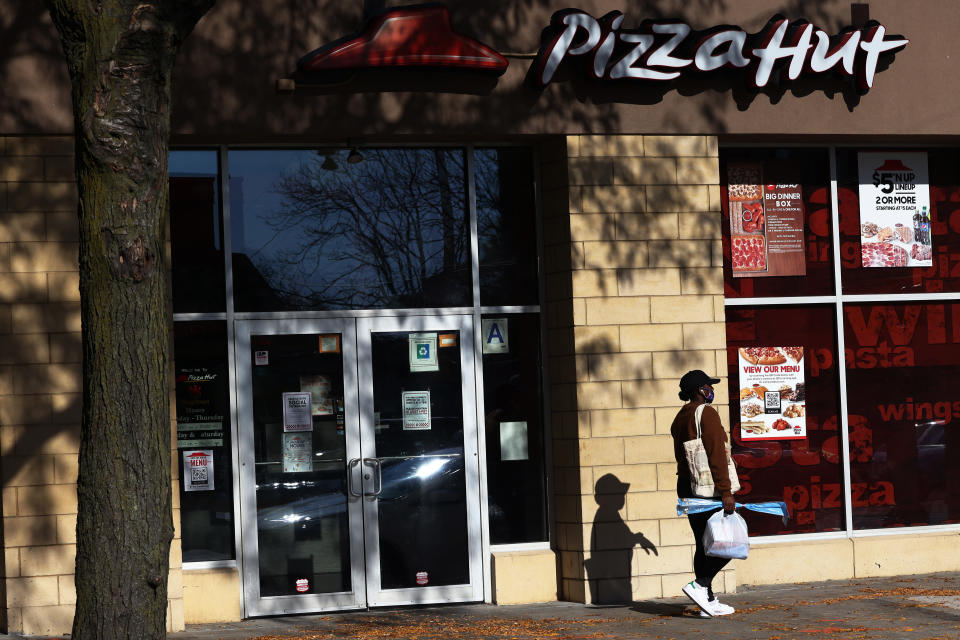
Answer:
[
  {"left": 183, "top": 450, "right": 214, "bottom": 492},
  {"left": 737, "top": 347, "right": 806, "bottom": 441},
  {"left": 857, "top": 151, "right": 931, "bottom": 268},
  {"left": 728, "top": 163, "right": 806, "bottom": 278}
]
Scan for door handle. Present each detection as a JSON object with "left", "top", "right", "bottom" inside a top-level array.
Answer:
[
  {"left": 347, "top": 458, "right": 363, "bottom": 497},
  {"left": 362, "top": 458, "right": 383, "bottom": 498}
]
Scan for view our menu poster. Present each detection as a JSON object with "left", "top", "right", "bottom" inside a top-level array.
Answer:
[
  {"left": 727, "top": 163, "right": 806, "bottom": 278},
  {"left": 857, "top": 151, "right": 932, "bottom": 268},
  {"left": 737, "top": 347, "right": 807, "bottom": 441}
]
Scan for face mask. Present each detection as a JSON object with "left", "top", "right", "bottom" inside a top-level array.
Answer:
[{"left": 700, "top": 386, "right": 714, "bottom": 403}]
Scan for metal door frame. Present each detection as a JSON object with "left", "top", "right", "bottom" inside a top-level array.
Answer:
[
  {"left": 235, "top": 317, "right": 366, "bottom": 616},
  {"left": 357, "top": 314, "right": 484, "bottom": 607}
]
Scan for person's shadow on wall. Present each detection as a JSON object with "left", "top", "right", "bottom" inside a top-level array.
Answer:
[{"left": 584, "top": 473, "right": 658, "bottom": 604}]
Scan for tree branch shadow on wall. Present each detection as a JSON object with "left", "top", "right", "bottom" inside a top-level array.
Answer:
[
  {"left": 542, "top": 132, "right": 728, "bottom": 605},
  {"left": 0, "top": 335, "right": 81, "bottom": 632}
]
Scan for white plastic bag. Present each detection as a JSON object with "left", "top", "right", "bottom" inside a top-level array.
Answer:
[{"left": 703, "top": 510, "right": 750, "bottom": 559}]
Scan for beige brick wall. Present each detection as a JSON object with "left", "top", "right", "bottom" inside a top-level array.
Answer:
[
  {"left": 0, "top": 136, "right": 184, "bottom": 634},
  {"left": 544, "top": 135, "right": 732, "bottom": 603}
]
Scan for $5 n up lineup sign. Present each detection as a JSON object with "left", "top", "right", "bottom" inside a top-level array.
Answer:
[{"left": 533, "top": 10, "right": 907, "bottom": 92}]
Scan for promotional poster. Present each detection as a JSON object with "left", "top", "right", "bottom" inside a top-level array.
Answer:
[
  {"left": 727, "top": 163, "right": 806, "bottom": 278},
  {"left": 858, "top": 151, "right": 932, "bottom": 268},
  {"left": 738, "top": 347, "right": 807, "bottom": 441},
  {"left": 300, "top": 375, "right": 334, "bottom": 416}
]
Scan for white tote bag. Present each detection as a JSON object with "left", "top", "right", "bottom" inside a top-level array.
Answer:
[{"left": 683, "top": 404, "right": 740, "bottom": 498}]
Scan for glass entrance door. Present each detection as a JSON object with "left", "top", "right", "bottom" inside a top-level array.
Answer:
[
  {"left": 357, "top": 315, "right": 482, "bottom": 606},
  {"left": 236, "top": 319, "right": 365, "bottom": 616},
  {"left": 236, "top": 315, "right": 482, "bottom": 616}
]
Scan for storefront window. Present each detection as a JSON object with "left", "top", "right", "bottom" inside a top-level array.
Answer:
[
  {"left": 721, "top": 147, "right": 834, "bottom": 299},
  {"left": 228, "top": 148, "right": 471, "bottom": 311},
  {"left": 169, "top": 145, "right": 547, "bottom": 560},
  {"left": 844, "top": 302, "right": 960, "bottom": 529},
  {"left": 837, "top": 148, "right": 960, "bottom": 294},
  {"left": 725, "top": 305, "right": 845, "bottom": 535},
  {"left": 481, "top": 313, "right": 548, "bottom": 543},
  {"left": 475, "top": 148, "right": 539, "bottom": 306},
  {"left": 724, "top": 145, "right": 960, "bottom": 538},
  {"left": 175, "top": 321, "right": 236, "bottom": 561},
  {"left": 170, "top": 150, "right": 225, "bottom": 313}
]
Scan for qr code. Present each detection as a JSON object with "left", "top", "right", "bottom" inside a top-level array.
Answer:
[
  {"left": 191, "top": 467, "right": 208, "bottom": 482},
  {"left": 765, "top": 391, "right": 781, "bottom": 409}
]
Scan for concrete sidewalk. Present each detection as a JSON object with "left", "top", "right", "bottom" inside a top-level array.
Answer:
[{"left": 169, "top": 572, "right": 960, "bottom": 640}]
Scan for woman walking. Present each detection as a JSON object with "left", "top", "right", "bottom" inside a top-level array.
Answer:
[{"left": 671, "top": 369, "right": 737, "bottom": 617}]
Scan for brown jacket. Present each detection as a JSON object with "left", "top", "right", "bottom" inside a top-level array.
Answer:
[{"left": 671, "top": 402, "right": 732, "bottom": 495}]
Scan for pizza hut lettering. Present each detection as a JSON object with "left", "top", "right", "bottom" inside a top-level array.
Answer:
[{"left": 535, "top": 11, "right": 907, "bottom": 91}]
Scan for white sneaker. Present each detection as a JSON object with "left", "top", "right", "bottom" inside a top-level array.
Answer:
[
  {"left": 682, "top": 580, "right": 713, "bottom": 615},
  {"left": 698, "top": 599, "right": 735, "bottom": 617}
]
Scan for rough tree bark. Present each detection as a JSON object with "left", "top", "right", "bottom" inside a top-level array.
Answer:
[{"left": 43, "top": 2, "right": 214, "bottom": 638}]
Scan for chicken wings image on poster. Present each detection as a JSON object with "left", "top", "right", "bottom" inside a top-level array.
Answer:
[{"left": 297, "top": 4, "right": 508, "bottom": 79}]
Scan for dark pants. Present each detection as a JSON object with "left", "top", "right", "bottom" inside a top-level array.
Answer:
[{"left": 678, "top": 479, "right": 731, "bottom": 598}]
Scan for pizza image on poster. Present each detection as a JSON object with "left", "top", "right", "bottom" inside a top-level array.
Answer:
[
  {"left": 857, "top": 152, "right": 931, "bottom": 268},
  {"left": 727, "top": 163, "right": 806, "bottom": 277},
  {"left": 737, "top": 346, "right": 807, "bottom": 441}
]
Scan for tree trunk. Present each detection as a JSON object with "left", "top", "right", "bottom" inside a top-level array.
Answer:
[{"left": 43, "top": 2, "right": 214, "bottom": 638}]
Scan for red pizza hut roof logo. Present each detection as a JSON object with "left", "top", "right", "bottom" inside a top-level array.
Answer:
[
  {"left": 534, "top": 11, "right": 907, "bottom": 92},
  {"left": 298, "top": 4, "right": 508, "bottom": 75}
]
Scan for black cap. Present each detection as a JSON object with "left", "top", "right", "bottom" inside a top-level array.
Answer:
[{"left": 679, "top": 369, "right": 721, "bottom": 394}]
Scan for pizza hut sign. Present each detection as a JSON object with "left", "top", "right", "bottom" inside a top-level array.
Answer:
[{"left": 534, "top": 10, "right": 908, "bottom": 91}]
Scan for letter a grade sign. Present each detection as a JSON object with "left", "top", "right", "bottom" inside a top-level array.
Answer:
[{"left": 482, "top": 318, "right": 509, "bottom": 354}]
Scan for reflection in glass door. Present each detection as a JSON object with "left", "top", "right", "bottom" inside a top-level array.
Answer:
[
  {"left": 358, "top": 315, "right": 482, "bottom": 606},
  {"left": 236, "top": 319, "right": 365, "bottom": 616}
]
